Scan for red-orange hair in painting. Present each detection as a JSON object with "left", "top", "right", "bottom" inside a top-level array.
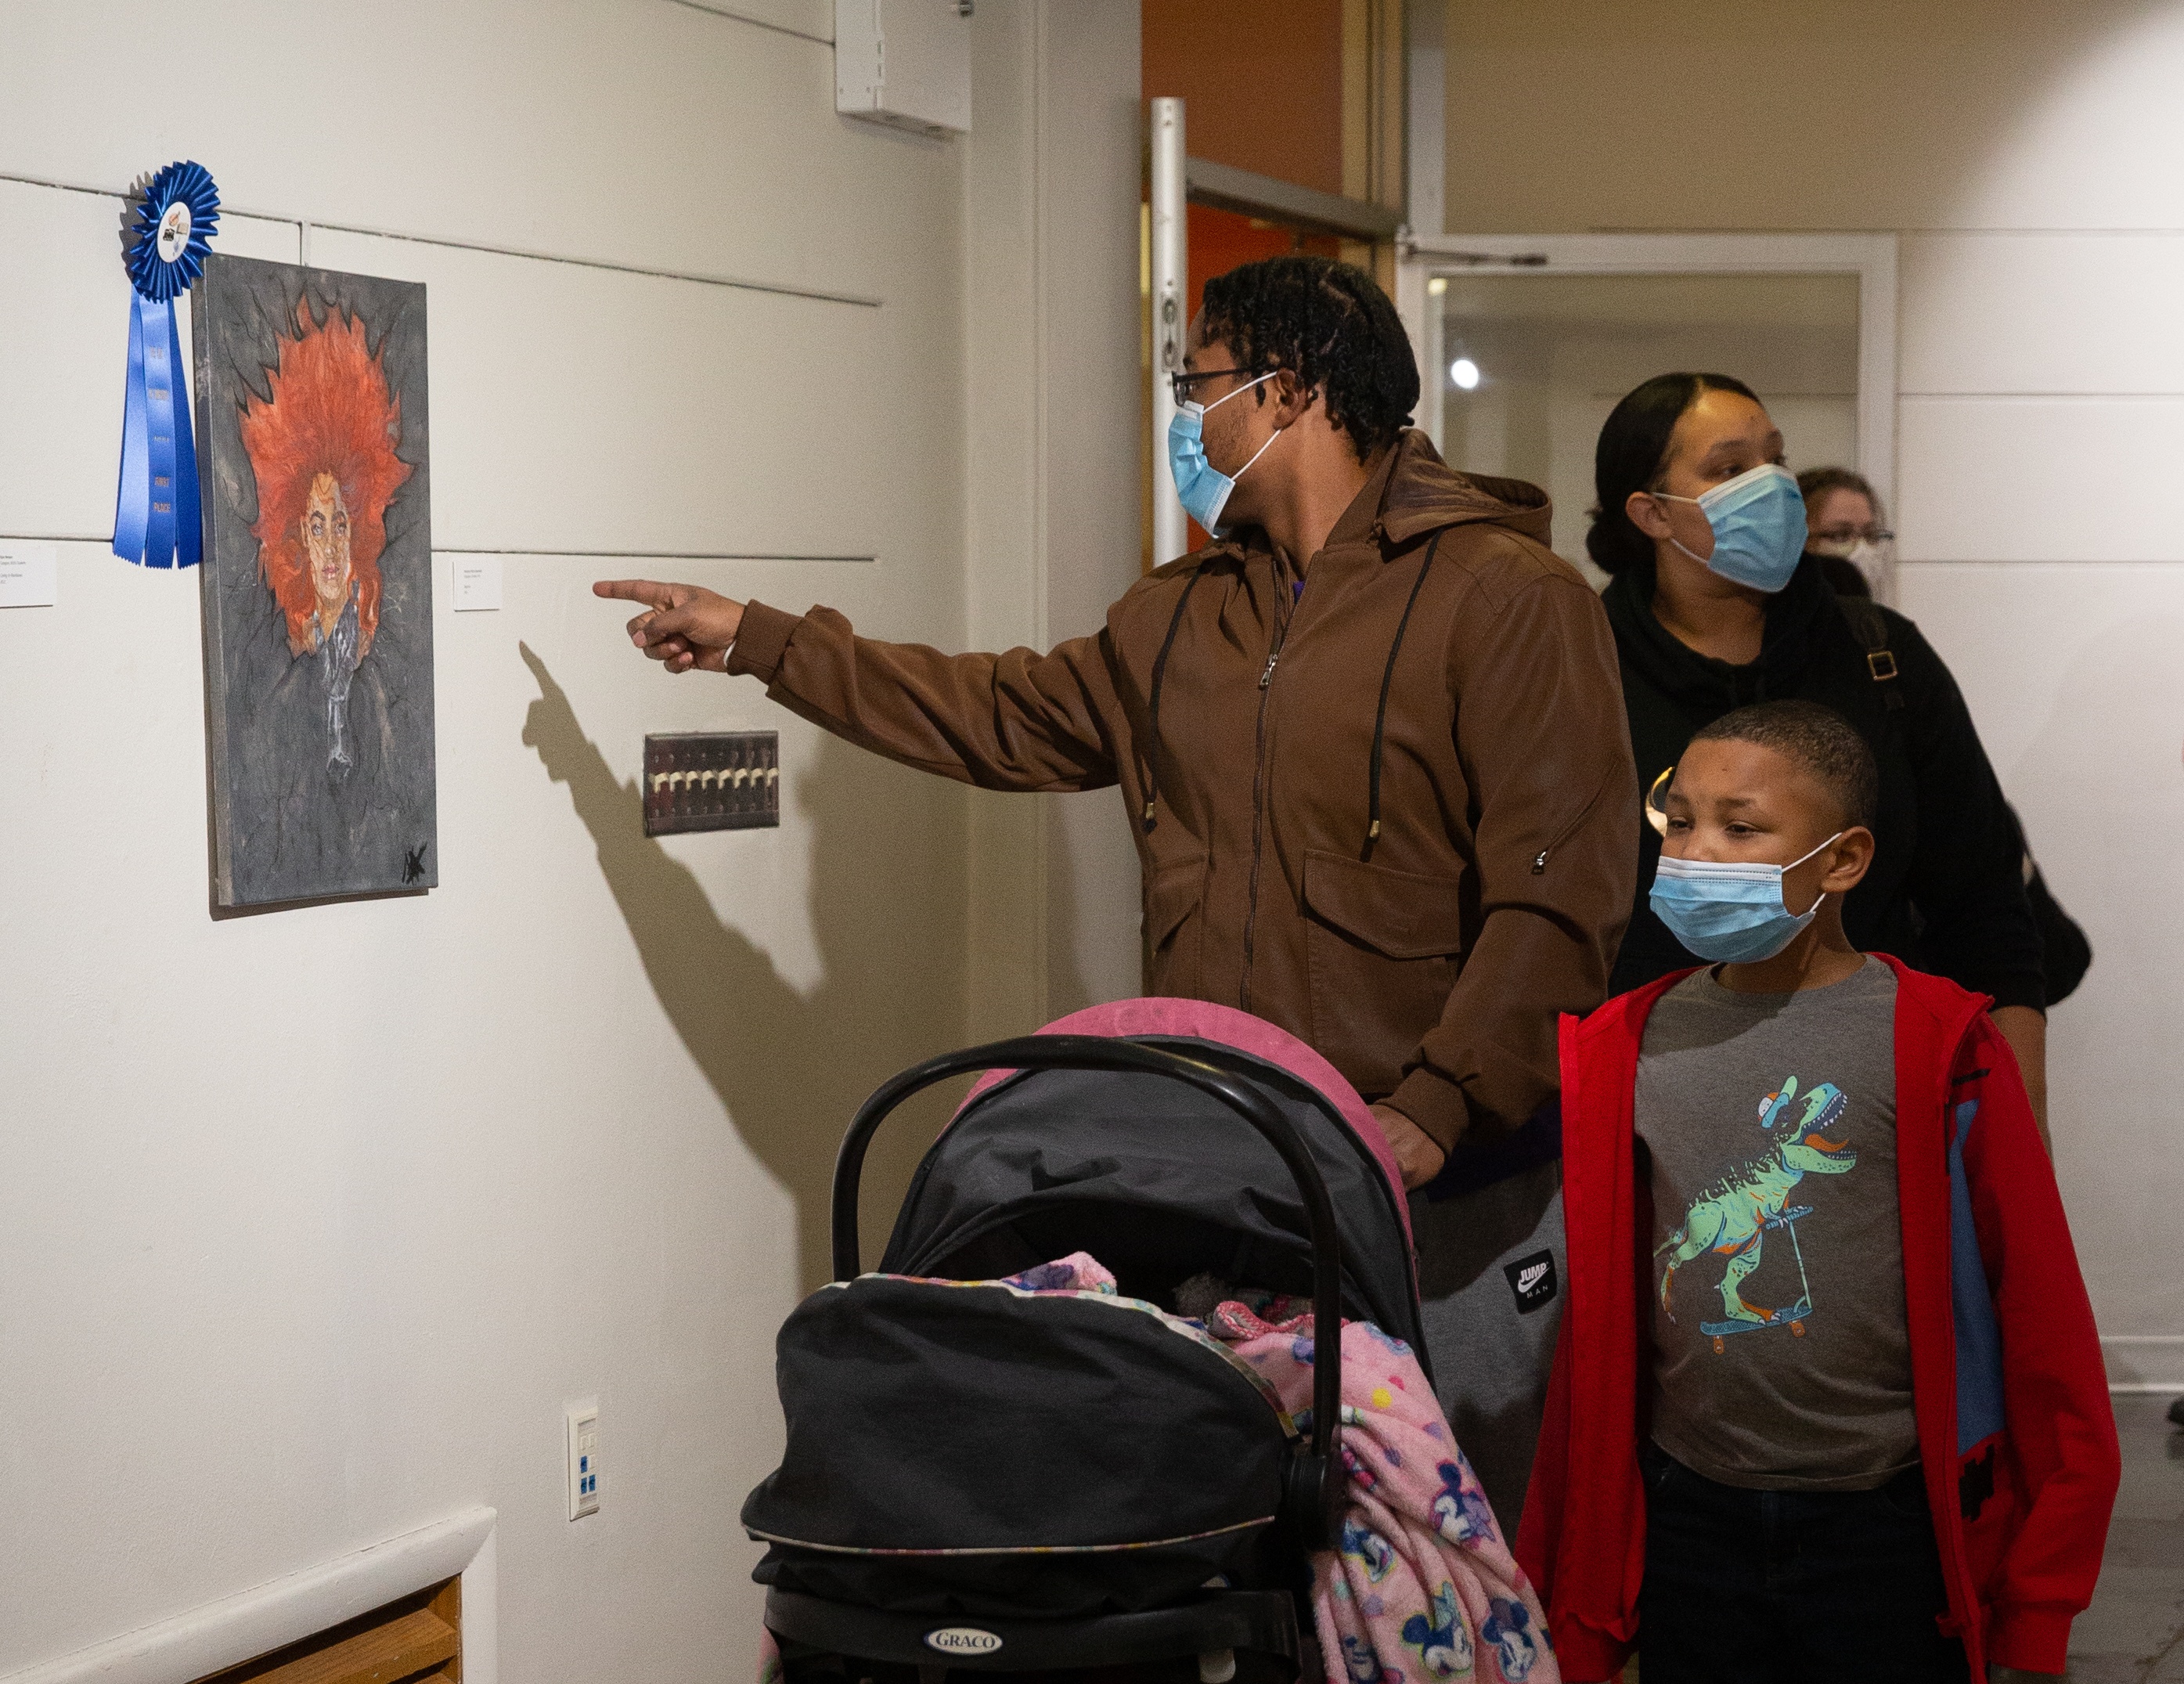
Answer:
[{"left": 239, "top": 297, "right": 413, "bottom": 658}]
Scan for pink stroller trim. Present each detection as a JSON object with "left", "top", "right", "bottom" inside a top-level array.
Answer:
[{"left": 957, "top": 997, "right": 1413, "bottom": 1246}]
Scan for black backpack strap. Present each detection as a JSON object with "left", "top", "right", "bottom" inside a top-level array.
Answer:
[{"left": 1836, "top": 594, "right": 1905, "bottom": 711}]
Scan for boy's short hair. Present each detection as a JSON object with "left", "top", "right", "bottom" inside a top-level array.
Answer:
[{"left": 1689, "top": 700, "right": 1879, "bottom": 831}]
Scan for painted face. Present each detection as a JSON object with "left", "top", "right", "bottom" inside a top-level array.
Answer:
[{"left": 301, "top": 472, "right": 352, "bottom": 618}]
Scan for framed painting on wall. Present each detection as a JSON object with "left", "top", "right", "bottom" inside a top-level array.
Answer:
[{"left": 193, "top": 253, "right": 435, "bottom": 907}]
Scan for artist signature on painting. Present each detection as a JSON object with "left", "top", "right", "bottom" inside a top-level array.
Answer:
[{"left": 403, "top": 843, "right": 428, "bottom": 885}]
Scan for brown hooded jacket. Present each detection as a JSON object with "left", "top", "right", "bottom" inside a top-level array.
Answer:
[{"left": 725, "top": 431, "right": 1638, "bottom": 1151}]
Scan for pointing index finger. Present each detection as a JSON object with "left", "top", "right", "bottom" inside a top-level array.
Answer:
[{"left": 593, "top": 579, "right": 676, "bottom": 608}]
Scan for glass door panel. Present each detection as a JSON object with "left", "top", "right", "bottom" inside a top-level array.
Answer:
[{"left": 1425, "top": 272, "right": 1861, "bottom": 580}]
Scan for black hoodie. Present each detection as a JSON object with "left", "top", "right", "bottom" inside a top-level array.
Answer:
[{"left": 1603, "top": 555, "right": 2045, "bottom": 1010}]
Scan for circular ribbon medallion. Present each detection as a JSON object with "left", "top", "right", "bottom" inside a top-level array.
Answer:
[
  {"left": 157, "top": 200, "right": 192, "bottom": 265},
  {"left": 124, "top": 160, "right": 219, "bottom": 302}
]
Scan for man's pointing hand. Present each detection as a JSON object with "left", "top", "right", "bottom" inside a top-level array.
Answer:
[{"left": 593, "top": 579, "right": 746, "bottom": 674}]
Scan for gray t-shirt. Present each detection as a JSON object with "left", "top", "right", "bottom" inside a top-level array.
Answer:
[{"left": 1636, "top": 957, "right": 1916, "bottom": 1491}]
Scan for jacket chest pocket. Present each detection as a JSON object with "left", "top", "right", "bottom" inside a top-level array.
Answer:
[
  {"left": 1142, "top": 853, "right": 1208, "bottom": 999},
  {"left": 1302, "top": 848, "right": 1465, "bottom": 1098}
]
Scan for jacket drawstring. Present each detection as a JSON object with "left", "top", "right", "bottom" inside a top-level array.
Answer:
[
  {"left": 1141, "top": 567, "right": 1207, "bottom": 832},
  {"left": 1366, "top": 532, "right": 1444, "bottom": 853}
]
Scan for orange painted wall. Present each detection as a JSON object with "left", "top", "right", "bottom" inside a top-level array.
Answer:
[
  {"left": 1186, "top": 204, "right": 1343, "bottom": 322},
  {"left": 1143, "top": 0, "right": 1346, "bottom": 198},
  {"left": 1144, "top": 0, "right": 1348, "bottom": 555}
]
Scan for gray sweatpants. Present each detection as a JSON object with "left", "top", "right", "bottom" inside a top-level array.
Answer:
[{"left": 1410, "top": 1159, "right": 1567, "bottom": 1545}]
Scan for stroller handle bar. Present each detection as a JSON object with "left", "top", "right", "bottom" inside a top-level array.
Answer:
[{"left": 831, "top": 1033, "right": 1346, "bottom": 1467}]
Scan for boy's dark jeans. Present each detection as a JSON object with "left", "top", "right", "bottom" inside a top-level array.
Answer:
[{"left": 1638, "top": 1441, "right": 1971, "bottom": 1683}]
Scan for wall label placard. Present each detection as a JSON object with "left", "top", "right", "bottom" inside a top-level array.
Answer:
[
  {"left": 0, "top": 541, "right": 59, "bottom": 608},
  {"left": 451, "top": 556, "right": 502, "bottom": 611}
]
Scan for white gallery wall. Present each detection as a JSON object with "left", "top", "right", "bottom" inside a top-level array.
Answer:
[
  {"left": 0, "top": 2, "right": 1141, "bottom": 1679},
  {"left": 1444, "top": 0, "right": 2184, "bottom": 1382}
]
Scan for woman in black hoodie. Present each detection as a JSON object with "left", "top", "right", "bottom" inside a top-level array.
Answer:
[{"left": 1592, "top": 372, "right": 2051, "bottom": 1122}]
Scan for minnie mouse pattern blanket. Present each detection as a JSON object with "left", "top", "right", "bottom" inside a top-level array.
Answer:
[{"left": 1198, "top": 1290, "right": 1558, "bottom": 1684}]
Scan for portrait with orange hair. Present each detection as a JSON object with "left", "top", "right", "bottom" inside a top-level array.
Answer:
[
  {"left": 198, "top": 255, "right": 435, "bottom": 908},
  {"left": 241, "top": 297, "right": 411, "bottom": 669}
]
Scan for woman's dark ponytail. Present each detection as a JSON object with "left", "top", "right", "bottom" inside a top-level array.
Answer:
[{"left": 1586, "top": 372, "right": 1761, "bottom": 576}]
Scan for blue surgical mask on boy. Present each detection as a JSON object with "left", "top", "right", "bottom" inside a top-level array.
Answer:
[
  {"left": 1166, "top": 373, "right": 1281, "bottom": 537},
  {"left": 1652, "top": 463, "right": 1808, "bottom": 593},
  {"left": 1649, "top": 831, "right": 1843, "bottom": 964}
]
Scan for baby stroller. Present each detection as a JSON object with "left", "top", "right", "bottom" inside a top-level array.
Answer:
[{"left": 744, "top": 998, "right": 1430, "bottom": 1682}]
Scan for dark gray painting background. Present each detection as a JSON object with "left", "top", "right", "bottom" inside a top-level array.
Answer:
[{"left": 195, "top": 254, "right": 435, "bottom": 906}]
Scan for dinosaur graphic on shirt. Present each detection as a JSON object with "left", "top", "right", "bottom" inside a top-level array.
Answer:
[{"left": 1657, "top": 1075, "right": 1858, "bottom": 1329}]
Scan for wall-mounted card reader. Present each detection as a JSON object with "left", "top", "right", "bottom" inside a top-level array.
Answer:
[{"left": 643, "top": 731, "right": 780, "bottom": 836}]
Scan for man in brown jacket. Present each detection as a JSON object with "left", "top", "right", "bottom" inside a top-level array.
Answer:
[{"left": 599, "top": 255, "right": 1636, "bottom": 1196}]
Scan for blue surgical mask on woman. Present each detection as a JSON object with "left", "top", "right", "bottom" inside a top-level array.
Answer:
[
  {"left": 1649, "top": 831, "right": 1843, "bottom": 963},
  {"left": 1166, "top": 373, "right": 1281, "bottom": 537},
  {"left": 1652, "top": 463, "right": 1808, "bottom": 593}
]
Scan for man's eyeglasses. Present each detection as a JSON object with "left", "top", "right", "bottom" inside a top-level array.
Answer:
[{"left": 1169, "top": 366, "right": 1254, "bottom": 406}]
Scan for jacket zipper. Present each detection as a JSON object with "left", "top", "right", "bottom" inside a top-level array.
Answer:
[
  {"left": 1528, "top": 775, "right": 1610, "bottom": 878},
  {"left": 1240, "top": 578, "right": 1296, "bottom": 1011}
]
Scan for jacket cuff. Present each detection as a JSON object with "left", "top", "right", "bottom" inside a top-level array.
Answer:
[
  {"left": 1986, "top": 1603, "right": 2074, "bottom": 1675},
  {"left": 1546, "top": 1621, "right": 1631, "bottom": 1683},
  {"left": 1388, "top": 1067, "right": 1472, "bottom": 1153},
  {"left": 724, "top": 599, "right": 799, "bottom": 683}
]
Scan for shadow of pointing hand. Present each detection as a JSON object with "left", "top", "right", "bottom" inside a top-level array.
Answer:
[{"left": 519, "top": 642, "right": 964, "bottom": 1291}]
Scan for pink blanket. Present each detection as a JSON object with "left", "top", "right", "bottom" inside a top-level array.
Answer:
[
  {"left": 1201, "top": 1290, "right": 1558, "bottom": 1684},
  {"left": 756, "top": 1254, "right": 1556, "bottom": 1684}
]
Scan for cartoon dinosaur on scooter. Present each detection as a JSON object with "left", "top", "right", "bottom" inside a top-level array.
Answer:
[{"left": 1656, "top": 1076, "right": 1858, "bottom": 1351}]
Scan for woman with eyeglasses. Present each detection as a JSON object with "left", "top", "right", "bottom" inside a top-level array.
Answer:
[
  {"left": 1588, "top": 373, "right": 2050, "bottom": 1129},
  {"left": 1799, "top": 465, "right": 1894, "bottom": 599}
]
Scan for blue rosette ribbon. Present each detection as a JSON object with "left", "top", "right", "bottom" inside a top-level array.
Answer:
[{"left": 114, "top": 160, "right": 219, "bottom": 568}]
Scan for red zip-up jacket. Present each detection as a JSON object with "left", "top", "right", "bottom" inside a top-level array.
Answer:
[{"left": 1516, "top": 956, "right": 2118, "bottom": 1680}]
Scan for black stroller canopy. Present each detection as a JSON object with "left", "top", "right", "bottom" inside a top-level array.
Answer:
[
  {"left": 749, "top": 1014, "right": 1430, "bottom": 1652},
  {"left": 877, "top": 1034, "right": 1428, "bottom": 1369}
]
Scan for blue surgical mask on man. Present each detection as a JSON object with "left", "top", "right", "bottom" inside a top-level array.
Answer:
[
  {"left": 1166, "top": 373, "right": 1281, "bottom": 537},
  {"left": 1652, "top": 463, "right": 1808, "bottom": 593},
  {"left": 1649, "top": 830, "right": 1843, "bottom": 964}
]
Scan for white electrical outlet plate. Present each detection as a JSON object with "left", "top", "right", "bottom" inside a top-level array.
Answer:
[{"left": 567, "top": 1405, "right": 600, "bottom": 1520}]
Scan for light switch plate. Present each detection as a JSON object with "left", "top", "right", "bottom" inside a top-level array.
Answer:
[
  {"left": 567, "top": 1404, "right": 600, "bottom": 1520},
  {"left": 643, "top": 731, "right": 780, "bottom": 835}
]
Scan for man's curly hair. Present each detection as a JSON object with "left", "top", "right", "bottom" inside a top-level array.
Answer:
[{"left": 1198, "top": 255, "right": 1419, "bottom": 462}]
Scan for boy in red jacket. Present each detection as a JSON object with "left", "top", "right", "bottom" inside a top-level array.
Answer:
[{"left": 1517, "top": 701, "right": 2116, "bottom": 1682}]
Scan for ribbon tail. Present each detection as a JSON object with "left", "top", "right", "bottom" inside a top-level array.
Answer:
[
  {"left": 166, "top": 298, "right": 202, "bottom": 568},
  {"left": 113, "top": 298, "right": 151, "bottom": 564},
  {"left": 142, "top": 297, "right": 178, "bottom": 569}
]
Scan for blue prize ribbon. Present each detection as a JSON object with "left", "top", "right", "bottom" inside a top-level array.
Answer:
[
  {"left": 113, "top": 160, "right": 218, "bottom": 569},
  {"left": 171, "top": 301, "right": 201, "bottom": 567},
  {"left": 142, "top": 296, "right": 178, "bottom": 568},
  {"left": 114, "top": 295, "right": 151, "bottom": 564}
]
